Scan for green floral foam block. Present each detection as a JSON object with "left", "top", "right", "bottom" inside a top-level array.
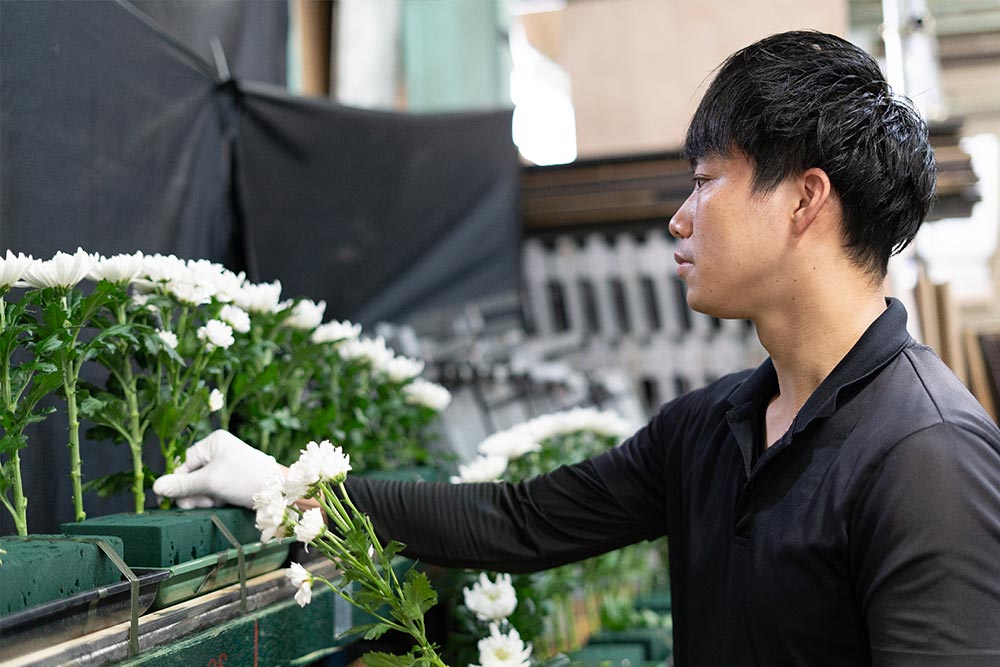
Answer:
[
  {"left": 0, "top": 535, "right": 126, "bottom": 616},
  {"left": 61, "top": 508, "right": 260, "bottom": 568}
]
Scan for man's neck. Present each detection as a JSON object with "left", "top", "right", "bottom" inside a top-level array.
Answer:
[{"left": 754, "top": 278, "right": 887, "bottom": 446}]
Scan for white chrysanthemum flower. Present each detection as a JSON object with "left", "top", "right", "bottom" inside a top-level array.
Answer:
[
  {"left": 167, "top": 279, "right": 213, "bottom": 307},
  {"left": 403, "top": 379, "right": 452, "bottom": 412},
  {"left": 137, "top": 253, "right": 189, "bottom": 290},
  {"left": 382, "top": 355, "right": 425, "bottom": 383},
  {"left": 338, "top": 336, "right": 394, "bottom": 369},
  {"left": 197, "top": 319, "right": 235, "bottom": 350},
  {"left": 477, "top": 429, "right": 540, "bottom": 461},
  {"left": 233, "top": 280, "right": 282, "bottom": 314},
  {"left": 311, "top": 319, "right": 362, "bottom": 344},
  {"left": 208, "top": 388, "right": 224, "bottom": 412},
  {"left": 293, "top": 507, "right": 326, "bottom": 545},
  {"left": 0, "top": 251, "right": 34, "bottom": 290},
  {"left": 211, "top": 268, "right": 247, "bottom": 304},
  {"left": 283, "top": 299, "right": 326, "bottom": 330},
  {"left": 284, "top": 440, "right": 352, "bottom": 499},
  {"left": 472, "top": 624, "right": 532, "bottom": 667},
  {"left": 156, "top": 330, "right": 178, "bottom": 350},
  {"left": 219, "top": 304, "right": 251, "bottom": 334},
  {"left": 463, "top": 573, "right": 518, "bottom": 622},
  {"left": 253, "top": 475, "right": 292, "bottom": 543},
  {"left": 286, "top": 562, "right": 314, "bottom": 607},
  {"left": 20, "top": 248, "right": 96, "bottom": 289},
  {"left": 87, "top": 251, "right": 145, "bottom": 284},
  {"left": 450, "top": 455, "right": 507, "bottom": 484}
]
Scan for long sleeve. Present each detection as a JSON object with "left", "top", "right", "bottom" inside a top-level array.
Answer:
[{"left": 344, "top": 458, "right": 657, "bottom": 573}]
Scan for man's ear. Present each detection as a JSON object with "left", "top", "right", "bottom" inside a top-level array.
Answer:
[{"left": 792, "top": 167, "right": 834, "bottom": 234}]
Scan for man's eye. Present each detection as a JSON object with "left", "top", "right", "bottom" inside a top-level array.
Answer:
[{"left": 691, "top": 176, "right": 707, "bottom": 190}]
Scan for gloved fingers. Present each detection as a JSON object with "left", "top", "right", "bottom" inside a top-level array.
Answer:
[
  {"left": 152, "top": 467, "right": 213, "bottom": 501},
  {"left": 176, "top": 495, "right": 218, "bottom": 509},
  {"left": 178, "top": 431, "right": 226, "bottom": 472}
]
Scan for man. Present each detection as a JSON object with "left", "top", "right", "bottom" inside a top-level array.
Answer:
[{"left": 155, "top": 30, "right": 1000, "bottom": 666}]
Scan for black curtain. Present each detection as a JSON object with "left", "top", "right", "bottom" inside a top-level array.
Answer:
[{"left": 238, "top": 85, "right": 519, "bottom": 325}]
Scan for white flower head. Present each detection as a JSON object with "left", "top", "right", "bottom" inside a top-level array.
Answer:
[
  {"left": 450, "top": 455, "right": 507, "bottom": 484},
  {"left": 20, "top": 248, "right": 96, "bottom": 289},
  {"left": 473, "top": 624, "right": 532, "bottom": 667},
  {"left": 253, "top": 475, "right": 292, "bottom": 543},
  {"left": 293, "top": 507, "right": 326, "bottom": 546},
  {"left": 166, "top": 279, "right": 213, "bottom": 307},
  {"left": 208, "top": 388, "right": 224, "bottom": 412},
  {"left": 0, "top": 251, "right": 34, "bottom": 290},
  {"left": 284, "top": 440, "right": 352, "bottom": 499},
  {"left": 233, "top": 280, "right": 282, "bottom": 314},
  {"left": 88, "top": 251, "right": 145, "bottom": 285},
  {"left": 284, "top": 299, "right": 326, "bottom": 330},
  {"left": 219, "top": 304, "right": 251, "bottom": 334},
  {"left": 136, "top": 253, "right": 189, "bottom": 291},
  {"left": 311, "top": 319, "right": 362, "bottom": 344},
  {"left": 286, "top": 562, "right": 314, "bottom": 607},
  {"left": 156, "top": 329, "right": 178, "bottom": 350},
  {"left": 463, "top": 572, "right": 517, "bottom": 622},
  {"left": 403, "top": 379, "right": 451, "bottom": 412},
  {"left": 337, "top": 336, "right": 393, "bottom": 369},
  {"left": 197, "top": 319, "right": 235, "bottom": 350},
  {"left": 477, "top": 429, "right": 540, "bottom": 461},
  {"left": 382, "top": 355, "right": 425, "bottom": 383}
]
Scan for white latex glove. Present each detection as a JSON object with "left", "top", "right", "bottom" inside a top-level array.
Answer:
[{"left": 152, "top": 430, "right": 282, "bottom": 509}]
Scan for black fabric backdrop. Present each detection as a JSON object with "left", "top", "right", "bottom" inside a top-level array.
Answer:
[{"left": 0, "top": 0, "right": 519, "bottom": 533}]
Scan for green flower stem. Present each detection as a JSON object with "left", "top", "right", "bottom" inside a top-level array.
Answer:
[
  {"left": 63, "top": 365, "right": 84, "bottom": 522},
  {"left": 115, "top": 301, "right": 147, "bottom": 513},
  {"left": 314, "top": 574, "right": 406, "bottom": 632},
  {"left": 1, "top": 301, "right": 28, "bottom": 535}
]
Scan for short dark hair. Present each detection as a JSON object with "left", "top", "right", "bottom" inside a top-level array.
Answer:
[{"left": 685, "top": 30, "right": 937, "bottom": 277}]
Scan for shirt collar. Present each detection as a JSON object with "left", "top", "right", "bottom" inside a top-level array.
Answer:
[{"left": 726, "top": 297, "right": 913, "bottom": 434}]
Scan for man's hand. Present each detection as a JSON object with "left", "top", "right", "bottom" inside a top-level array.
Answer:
[{"left": 152, "top": 430, "right": 281, "bottom": 509}]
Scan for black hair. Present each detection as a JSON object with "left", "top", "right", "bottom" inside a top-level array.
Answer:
[{"left": 685, "top": 30, "right": 937, "bottom": 277}]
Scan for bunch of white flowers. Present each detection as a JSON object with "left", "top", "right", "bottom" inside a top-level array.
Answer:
[{"left": 282, "top": 439, "right": 353, "bottom": 499}]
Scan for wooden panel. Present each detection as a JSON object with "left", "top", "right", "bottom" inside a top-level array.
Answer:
[{"left": 521, "top": 123, "right": 979, "bottom": 235}]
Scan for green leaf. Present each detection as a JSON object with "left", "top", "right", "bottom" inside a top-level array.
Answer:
[
  {"left": 83, "top": 471, "right": 134, "bottom": 498},
  {"left": 401, "top": 569, "right": 437, "bottom": 618},
  {"left": 362, "top": 623, "right": 392, "bottom": 641},
  {"left": 360, "top": 651, "right": 415, "bottom": 667}
]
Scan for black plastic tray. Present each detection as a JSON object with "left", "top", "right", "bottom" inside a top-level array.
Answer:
[{"left": 0, "top": 568, "right": 170, "bottom": 659}]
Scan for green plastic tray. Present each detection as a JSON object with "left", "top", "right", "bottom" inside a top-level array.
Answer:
[{"left": 138, "top": 538, "right": 293, "bottom": 610}]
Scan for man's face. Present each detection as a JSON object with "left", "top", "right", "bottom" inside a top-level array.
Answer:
[{"left": 669, "top": 151, "right": 799, "bottom": 320}]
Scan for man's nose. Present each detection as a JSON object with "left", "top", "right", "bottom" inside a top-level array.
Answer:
[{"left": 669, "top": 199, "right": 693, "bottom": 239}]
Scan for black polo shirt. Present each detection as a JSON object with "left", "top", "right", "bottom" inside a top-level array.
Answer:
[{"left": 350, "top": 298, "right": 1000, "bottom": 666}]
